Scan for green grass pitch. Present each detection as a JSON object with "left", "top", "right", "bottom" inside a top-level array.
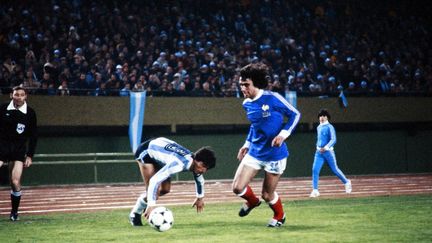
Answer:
[{"left": 1, "top": 195, "right": 431, "bottom": 243}]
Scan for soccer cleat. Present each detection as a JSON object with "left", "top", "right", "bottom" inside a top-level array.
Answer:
[
  {"left": 10, "top": 212, "right": 19, "bottom": 221},
  {"left": 129, "top": 213, "right": 143, "bottom": 226},
  {"left": 238, "top": 200, "right": 261, "bottom": 217},
  {"left": 309, "top": 189, "right": 320, "bottom": 198},
  {"left": 345, "top": 180, "right": 352, "bottom": 194},
  {"left": 267, "top": 214, "right": 286, "bottom": 227}
]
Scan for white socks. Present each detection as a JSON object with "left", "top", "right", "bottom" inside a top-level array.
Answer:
[{"left": 131, "top": 193, "right": 147, "bottom": 215}]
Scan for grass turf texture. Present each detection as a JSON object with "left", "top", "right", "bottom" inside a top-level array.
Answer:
[{"left": 1, "top": 195, "right": 431, "bottom": 243}]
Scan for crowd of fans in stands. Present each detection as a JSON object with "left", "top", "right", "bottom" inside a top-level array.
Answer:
[{"left": 1, "top": 0, "right": 431, "bottom": 97}]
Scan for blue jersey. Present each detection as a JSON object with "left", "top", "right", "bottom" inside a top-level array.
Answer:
[
  {"left": 135, "top": 137, "right": 204, "bottom": 206},
  {"left": 316, "top": 121, "right": 336, "bottom": 150},
  {"left": 243, "top": 90, "right": 301, "bottom": 161}
]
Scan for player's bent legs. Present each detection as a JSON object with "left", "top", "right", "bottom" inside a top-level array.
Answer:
[
  {"left": 232, "top": 161, "right": 259, "bottom": 195},
  {"left": 233, "top": 161, "right": 261, "bottom": 216},
  {"left": 138, "top": 161, "right": 154, "bottom": 186},
  {"left": 261, "top": 172, "right": 281, "bottom": 202},
  {"left": 324, "top": 151, "right": 349, "bottom": 184},
  {"left": 130, "top": 162, "right": 156, "bottom": 225},
  {"left": 312, "top": 152, "right": 325, "bottom": 190},
  {"left": 9, "top": 161, "right": 24, "bottom": 192},
  {"left": 9, "top": 161, "right": 24, "bottom": 221},
  {"left": 262, "top": 170, "right": 285, "bottom": 222},
  {"left": 132, "top": 163, "right": 171, "bottom": 215},
  {"left": 159, "top": 180, "right": 171, "bottom": 196}
]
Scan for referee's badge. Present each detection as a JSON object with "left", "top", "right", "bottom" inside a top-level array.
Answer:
[
  {"left": 262, "top": 104, "right": 271, "bottom": 117},
  {"left": 16, "top": 123, "right": 25, "bottom": 134}
]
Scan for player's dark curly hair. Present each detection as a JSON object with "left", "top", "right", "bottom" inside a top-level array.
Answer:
[
  {"left": 194, "top": 147, "right": 216, "bottom": 169},
  {"left": 240, "top": 62, "right": 269, "bottom": 89},
  {"left": 318, "top": 109, "right": 331, "bottom": 120}
]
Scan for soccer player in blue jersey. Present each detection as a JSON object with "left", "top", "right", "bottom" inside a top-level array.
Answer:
[
  {"left": 232, "top": 63, "right": 301, "bottom": 227},
  {"left": 129, "top": 137, "right": 216, "bottom": 226},
  {"left": 309, "top": 109, "right": 352, "bottom": 198}
]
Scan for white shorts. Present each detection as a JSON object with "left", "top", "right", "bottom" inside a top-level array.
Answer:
[{"left": 241, "top": 153, "right": 287, "bottom": 175}]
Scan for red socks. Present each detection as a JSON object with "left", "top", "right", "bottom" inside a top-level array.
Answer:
[
  {"left": 269, "top": 192, "right": 284, "bottom": 220},
  {"left": 239, "top": 186, "right": 284, "bottom": 220},
  {"left": 239, "top": 185, "right": 260, "bottom": 207}
]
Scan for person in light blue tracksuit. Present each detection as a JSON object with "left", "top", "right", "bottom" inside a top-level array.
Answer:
[{"left": 309, "top": 109, "right": 351, "bottom": 198}]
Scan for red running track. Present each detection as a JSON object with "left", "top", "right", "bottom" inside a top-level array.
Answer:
[{"left": 0, "top": 174, "right": 431, "bottom": 215}]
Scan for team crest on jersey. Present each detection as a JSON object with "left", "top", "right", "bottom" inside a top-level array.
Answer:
[
  {"left": 16, "top": 123, "right": 25, "bottom": 134},
  {"left": 261, "top": 104, "right": 271, "bottom": 117}
]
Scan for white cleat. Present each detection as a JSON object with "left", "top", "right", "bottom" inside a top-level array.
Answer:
[
  {"left": 345, "top": 180, "right": 352, "bottom": 194},
  {"left": 267, "top": 214, "right": 286, "bottom": 227},
  {"left": 309, "top": 189, "right": 320, "bottom": 198}
]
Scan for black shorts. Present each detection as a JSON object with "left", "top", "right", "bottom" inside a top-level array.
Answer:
[
  {"left": 0, "top": 139, "right": 26, "bottom": 162},
  {"left": 134, "top": 139, "right": 171, "bottom": 182},
  {"left": 135, "top": 139, "right": 157, "bottom": 164}
]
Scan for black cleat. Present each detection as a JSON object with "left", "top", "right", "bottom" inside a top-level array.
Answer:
[
  {"left": 10, "top": 212, "right": 19, "bottom": 222},
  {"left": 129, "top": 213, "right": 143, "bottom": 226},
  {"left": 238, "top": 200, "right": 261, "bottom": 217}
]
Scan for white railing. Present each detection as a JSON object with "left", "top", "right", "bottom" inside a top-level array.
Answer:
[
  {"left": 34, "top": 153, "right": 134, "bottom": 183},
  {"left": 33, "top": 152, "right": 181, "bottom": 183}
]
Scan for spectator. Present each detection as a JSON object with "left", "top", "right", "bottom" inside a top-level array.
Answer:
[
  {"left": 57, "top": 80, "right": 70, "bottom": 96},
  {"left": 0, "top": 0, "right": 430, "bottom": 97},
  {"left": 120, "top": 83, "right": 131, "bottom": 97},
  {"left": 132, "top": 79, "right": 145, "bottom": 92}
]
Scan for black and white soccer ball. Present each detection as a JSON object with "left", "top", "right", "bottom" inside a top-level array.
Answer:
[{"left": 148, "top": 206, "right": 174, "bottom": 232}]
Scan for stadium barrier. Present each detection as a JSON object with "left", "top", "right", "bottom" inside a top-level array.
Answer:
[
  {"left": 0, "top": 96, "right": 431, "bottom": 185},
  {"left": 1, "top": 129, "right": 431, "bottom": 186},
  {"left": 1, "top": 96, "right": 432, "bottom": 129},
  {"left": 15, "top": 152, "right": 180, "bottom": 185},
  {"left": 34, "top": 153, "right": 133, "bottom": 183}
]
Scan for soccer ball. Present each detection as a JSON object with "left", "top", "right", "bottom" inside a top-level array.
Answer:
[{"left": 148, "top": 206, "right": 174, "bottom": 232}]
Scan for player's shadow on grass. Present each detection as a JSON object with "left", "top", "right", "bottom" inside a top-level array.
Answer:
[
  {"left": 0, "top": 217, "right": 55, "bottom": 224},
  {"left": 176, "top": 220, "right": 322, "bottom": 231},
  {"left": 282, "top": 224, "right": 323, "bottom": 231}
]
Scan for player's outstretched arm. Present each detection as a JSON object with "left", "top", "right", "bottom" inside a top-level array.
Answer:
[
  {"left": 192, "top": 197, "right": 204, "bottom": 213},
  {"left": 237, "top": 147, "right": 248, "bottom": 161},
  {"left": 144, "top": 205, "right": 156, "bottom": 219},
  {"left": 24, "top": 156, "right": 33, "bottom": 168},
  {"left": 271, "top": 135, "right": 286, "bottom": 147}
]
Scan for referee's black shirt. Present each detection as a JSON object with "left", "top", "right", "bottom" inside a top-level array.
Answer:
[{"left": 0, "top": 102, "right": 38, "bottom": 157}]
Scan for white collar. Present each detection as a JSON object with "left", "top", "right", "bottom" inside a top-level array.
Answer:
[
  {"left": 7, "top": 100, "right": 27, "bottom": 114},
  {"left": 319, "top": 121, "right": 329, "bottom": 126},
  {"left": 245, "top": 89, "right": 264, "bottom": 102}
]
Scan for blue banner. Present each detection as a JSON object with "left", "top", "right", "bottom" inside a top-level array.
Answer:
[
  {"left": 339, "top": 91, "right": 348, "bottom": 108},
  {"left": 129, "top": 91, "right": 146, "bottom": 153},
  {"left": 285, "top": 91, "right": 297, "bottom": 108}
]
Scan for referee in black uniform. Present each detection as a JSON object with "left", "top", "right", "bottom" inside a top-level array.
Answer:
[{"left": 0, "top": 86, "right": 37, "bottom": 221}]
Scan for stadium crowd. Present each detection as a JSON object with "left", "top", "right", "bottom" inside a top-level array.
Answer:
[{"left": 1, "top": 0, "right": 431, "bottom": 97}]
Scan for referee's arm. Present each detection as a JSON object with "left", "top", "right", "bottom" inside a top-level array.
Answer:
[{"left": 26, "top": 109, "right": 38, "bottom": 158}]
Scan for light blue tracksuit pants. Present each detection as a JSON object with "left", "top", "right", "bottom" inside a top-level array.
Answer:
[{"left": 312, "top": 150, "right": 348, "bottom": 190}]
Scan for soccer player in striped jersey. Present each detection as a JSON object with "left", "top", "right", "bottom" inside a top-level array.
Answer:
[
  {"left": 232, "top": 63, "right": 301, "bottom": 227},
  {"left": 129, "top": 137, "right": 216, "bottom": 226},
  {"left": 309, "top": 109, "right": 351, "bottom": 198}
]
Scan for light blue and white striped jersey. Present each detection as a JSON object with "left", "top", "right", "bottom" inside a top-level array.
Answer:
[
  {"left": 138, "top": 137, "right": 204, "bottom": 206},
  {"left": 242, "top": 90, "right": 301, "bottom": 161},
  {"left": 316, "top": 121, "right": 336, "bottom": 150}
]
